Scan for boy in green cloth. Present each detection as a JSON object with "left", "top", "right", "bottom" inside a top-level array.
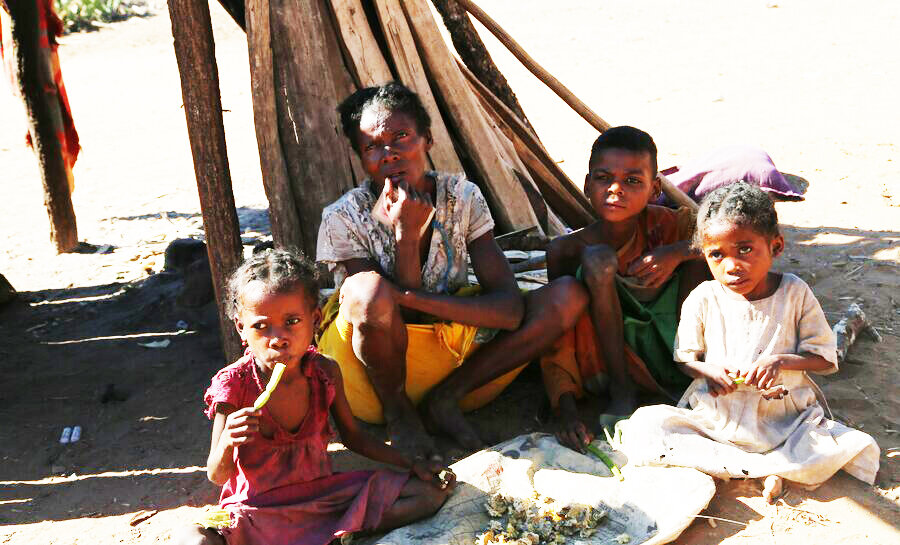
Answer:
[{"left": 540, "top": 126, "right": 710, "bottom": 452}]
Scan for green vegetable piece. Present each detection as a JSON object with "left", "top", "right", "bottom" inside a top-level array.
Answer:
[
  {"left": 603, "top": 426, "right": 615, "bottom": 445},
  {"left": 253, "top": 362, "right": 287, "bottom": 411},
  {"left": 585, "top": 443, "right": 624, "bottom": 481}
]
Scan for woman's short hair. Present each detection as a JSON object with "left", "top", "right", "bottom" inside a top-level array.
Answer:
[{"left": 337, "top": 82, "right": 431, "bottom": 149}]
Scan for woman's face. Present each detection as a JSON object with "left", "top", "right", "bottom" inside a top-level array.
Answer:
[{"left": 356, "top": 106, "right": 433, "bottom": 190}]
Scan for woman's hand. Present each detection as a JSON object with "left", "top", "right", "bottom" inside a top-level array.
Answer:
[
  {"left": 627, "top": 244, "right": 683, "bottom": 288},
  {"left": 382, "top": 179, "right": 433, "bottom": 241},
  {"left": 701, "top": 364, "right": 739, "bottom": 397},
  {"left": 742, "top": 355, "right": 783, "bottom": 391},
  {"left": 219, "top": 407, "right": 260, "bottom": 448}
]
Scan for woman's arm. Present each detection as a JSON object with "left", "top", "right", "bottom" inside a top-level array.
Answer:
[
  {"left": 396, "top": 232, "right": 524, "bottom": 330},
  {"left": 206, "top": 404, "right": 260, "bottom": 485},
  {"left": 385, "top": 180, "right": 435, "bottom": 291}
]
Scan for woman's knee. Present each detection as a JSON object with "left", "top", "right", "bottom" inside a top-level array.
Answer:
[
  {"left": 341, "top": 272, "right": 397, "bottom": 326},
  {"left": 580, "top": 245, "right": 618, "bottom": 282},
  {"left": 526, "top": 277, "right": 587, "bottom": 330}
]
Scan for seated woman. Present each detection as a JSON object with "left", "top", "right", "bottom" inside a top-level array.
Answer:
[{"left": 316, "top": 82, "right": 585, "bottom": 459}]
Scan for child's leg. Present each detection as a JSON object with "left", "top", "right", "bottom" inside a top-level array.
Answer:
[
  {"left": 580, "top": 245, "right": 635, "bottom": 418},
  {"left": 172, "top": 525, "right": 225, "bottom": 545},
  {"left": 374, "top": 476, "right": 453, "bottom": 532},
  {"left": 762, "top": 475, "right": 784, "bottom": 504}
]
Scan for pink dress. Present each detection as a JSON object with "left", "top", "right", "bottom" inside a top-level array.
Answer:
[{"left": 204, "top": 347, "right": 410, "bottom": 545}]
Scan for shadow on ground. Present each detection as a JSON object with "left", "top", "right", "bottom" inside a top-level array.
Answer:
[{"left": 0, "top": 222, "right": 896, "bottom": 532}]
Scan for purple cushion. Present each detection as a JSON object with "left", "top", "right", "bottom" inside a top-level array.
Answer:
[{"left": 663, "top": 145, "right": 805, "bottom": 202}]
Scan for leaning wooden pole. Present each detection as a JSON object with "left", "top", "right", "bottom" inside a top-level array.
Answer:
[
  {"left": 168, "top": 0, "right": 244, "bottom": 363},
  {"left": 245, "top": 0, "right": 304, "bottom": 250},
  {"left": 453, "top": 0, "right": 611, "bottom": 132},
  {"left": 454, "top": 0, "right": 698, "bottom": 212},
  {"left": 6, "top": 0, "right": 78, "bottom": 253},
  {"left": 429, "top": 0, "right": 535, "bottom": 134}
]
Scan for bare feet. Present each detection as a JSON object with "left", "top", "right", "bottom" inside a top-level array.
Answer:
[
  {"left": 762, "top": 475, "right": 784, "bottom": 504},
  {"left": 420, "top": 388, "right": 485, "bottom": 451},
  {"left": 384, "top": 400, "right": 438, "bottom": 462},
  {"left": 555, "top": 393, "right": 594, "bottom": 453},
  {"left": 597, "top": 389, "right": 637, "bottom": 435}
]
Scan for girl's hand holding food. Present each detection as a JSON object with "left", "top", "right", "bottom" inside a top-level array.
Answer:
[
  {"left": 221, "top": 408, "right": 261, "bottom": 448},
  {"left": 742, "top": 355, "right": 783, "bottom": 391},
  {"left": 703, "top": 364, "right": 739, "bottom": 397}
]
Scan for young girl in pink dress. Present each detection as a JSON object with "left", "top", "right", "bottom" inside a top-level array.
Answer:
[{"left": 179, "top": 249, "right": 454, "bottom": 545}]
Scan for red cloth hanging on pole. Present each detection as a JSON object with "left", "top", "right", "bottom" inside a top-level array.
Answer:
[{"left": 1, "top": 0, "right": 80, "bottom": 190}]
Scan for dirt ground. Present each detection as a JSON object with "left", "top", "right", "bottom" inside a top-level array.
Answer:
[{"left": 0, "top": 1, "right": 897, "bottom": 543}]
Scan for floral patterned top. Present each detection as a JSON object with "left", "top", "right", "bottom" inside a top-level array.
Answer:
[{"left": 316, "top": 172, "right": 495, "bottom": 293}]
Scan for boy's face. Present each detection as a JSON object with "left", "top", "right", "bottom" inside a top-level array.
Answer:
[{"left": 584, "top": 149, "right": 660, "bottom": 223}]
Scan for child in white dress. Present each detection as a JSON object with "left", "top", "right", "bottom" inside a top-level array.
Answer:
[{"left": 617, "top": 182, "right": 879, "bottom": 502}]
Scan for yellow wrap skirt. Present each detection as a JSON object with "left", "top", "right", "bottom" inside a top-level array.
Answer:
[{"left": 316, "top": 289, "right": 525, "bottom": 424}]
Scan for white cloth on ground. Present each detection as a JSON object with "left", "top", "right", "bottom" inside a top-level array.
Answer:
[{"left": 617, "top": 274, "right": 880, "bottom": 485}]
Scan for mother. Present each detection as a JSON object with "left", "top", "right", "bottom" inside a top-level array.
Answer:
[{"left": 316, "top": 82, "right": 585, "bottom": 459}]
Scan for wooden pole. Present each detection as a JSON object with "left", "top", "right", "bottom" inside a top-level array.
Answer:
[
  {"left": 268, "top": 0, "right": 357, "bottom": 256},
  {"left": 215, "top": 0, "right": 245, "bottom": 29},
  {"left": 5, "top": 0, "right": 78, "bottom": 253},
  {"left": 429, "top": 0, "right": 535, "bottom": 134},
  {"left": 400, "top": 0, "right": 541, "bottom": 234},
  {"left": 372, "top": 0, "right": 462, "bottom": 173},
  {"left": 454, "top": 0, "right": 698, "bottom": 212},
  {"left": 453, "top": 0, "right": 611, "bottom": 132},
  {"left": 329, "top": 0, "right": 393, "bottom": 87},
  {"left": 168, "top": 0, "right": 244, "bottom": 362},
  {"left": 460, "top": 61, "right": 594, "bottom": 225},
  {"left": 245, "top": 0, "right": 303, "bottom": 250}
]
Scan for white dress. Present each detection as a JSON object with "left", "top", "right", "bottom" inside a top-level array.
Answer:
[{"left": 618, "top": 274, "right": 880, "bottom": 485}]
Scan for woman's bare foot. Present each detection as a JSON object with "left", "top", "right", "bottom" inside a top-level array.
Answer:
[
  {"left": 384, "top": 403, "right": 438, "bottom": 461},
  {"left": 762, "top": 475, "right": 784, "bottom": 503},
  {"left": 420, "top": 389, "right": 484, "bottom": 451}
]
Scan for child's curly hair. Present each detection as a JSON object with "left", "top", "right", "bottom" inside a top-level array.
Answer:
[
  {"left": 337, "top": 82, "right": 432, "bottom": 150},
  {"left": 226, "top": 249, "right": 319, "bottom": 316},
  {"left": 693, "top": 181, "right": 780, "bottom": 250}
]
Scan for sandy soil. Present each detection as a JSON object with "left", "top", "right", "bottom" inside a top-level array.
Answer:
[{"left": 0, "top": 1, "right": 897, "bottom": 543}]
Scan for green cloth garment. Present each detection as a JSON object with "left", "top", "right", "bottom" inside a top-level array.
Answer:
[
  {"left": 576, "top": 267, "right": 691, "bottom": 398},
  {"left": 615, "top": 272, "right": 691, "bottom": 396}
]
